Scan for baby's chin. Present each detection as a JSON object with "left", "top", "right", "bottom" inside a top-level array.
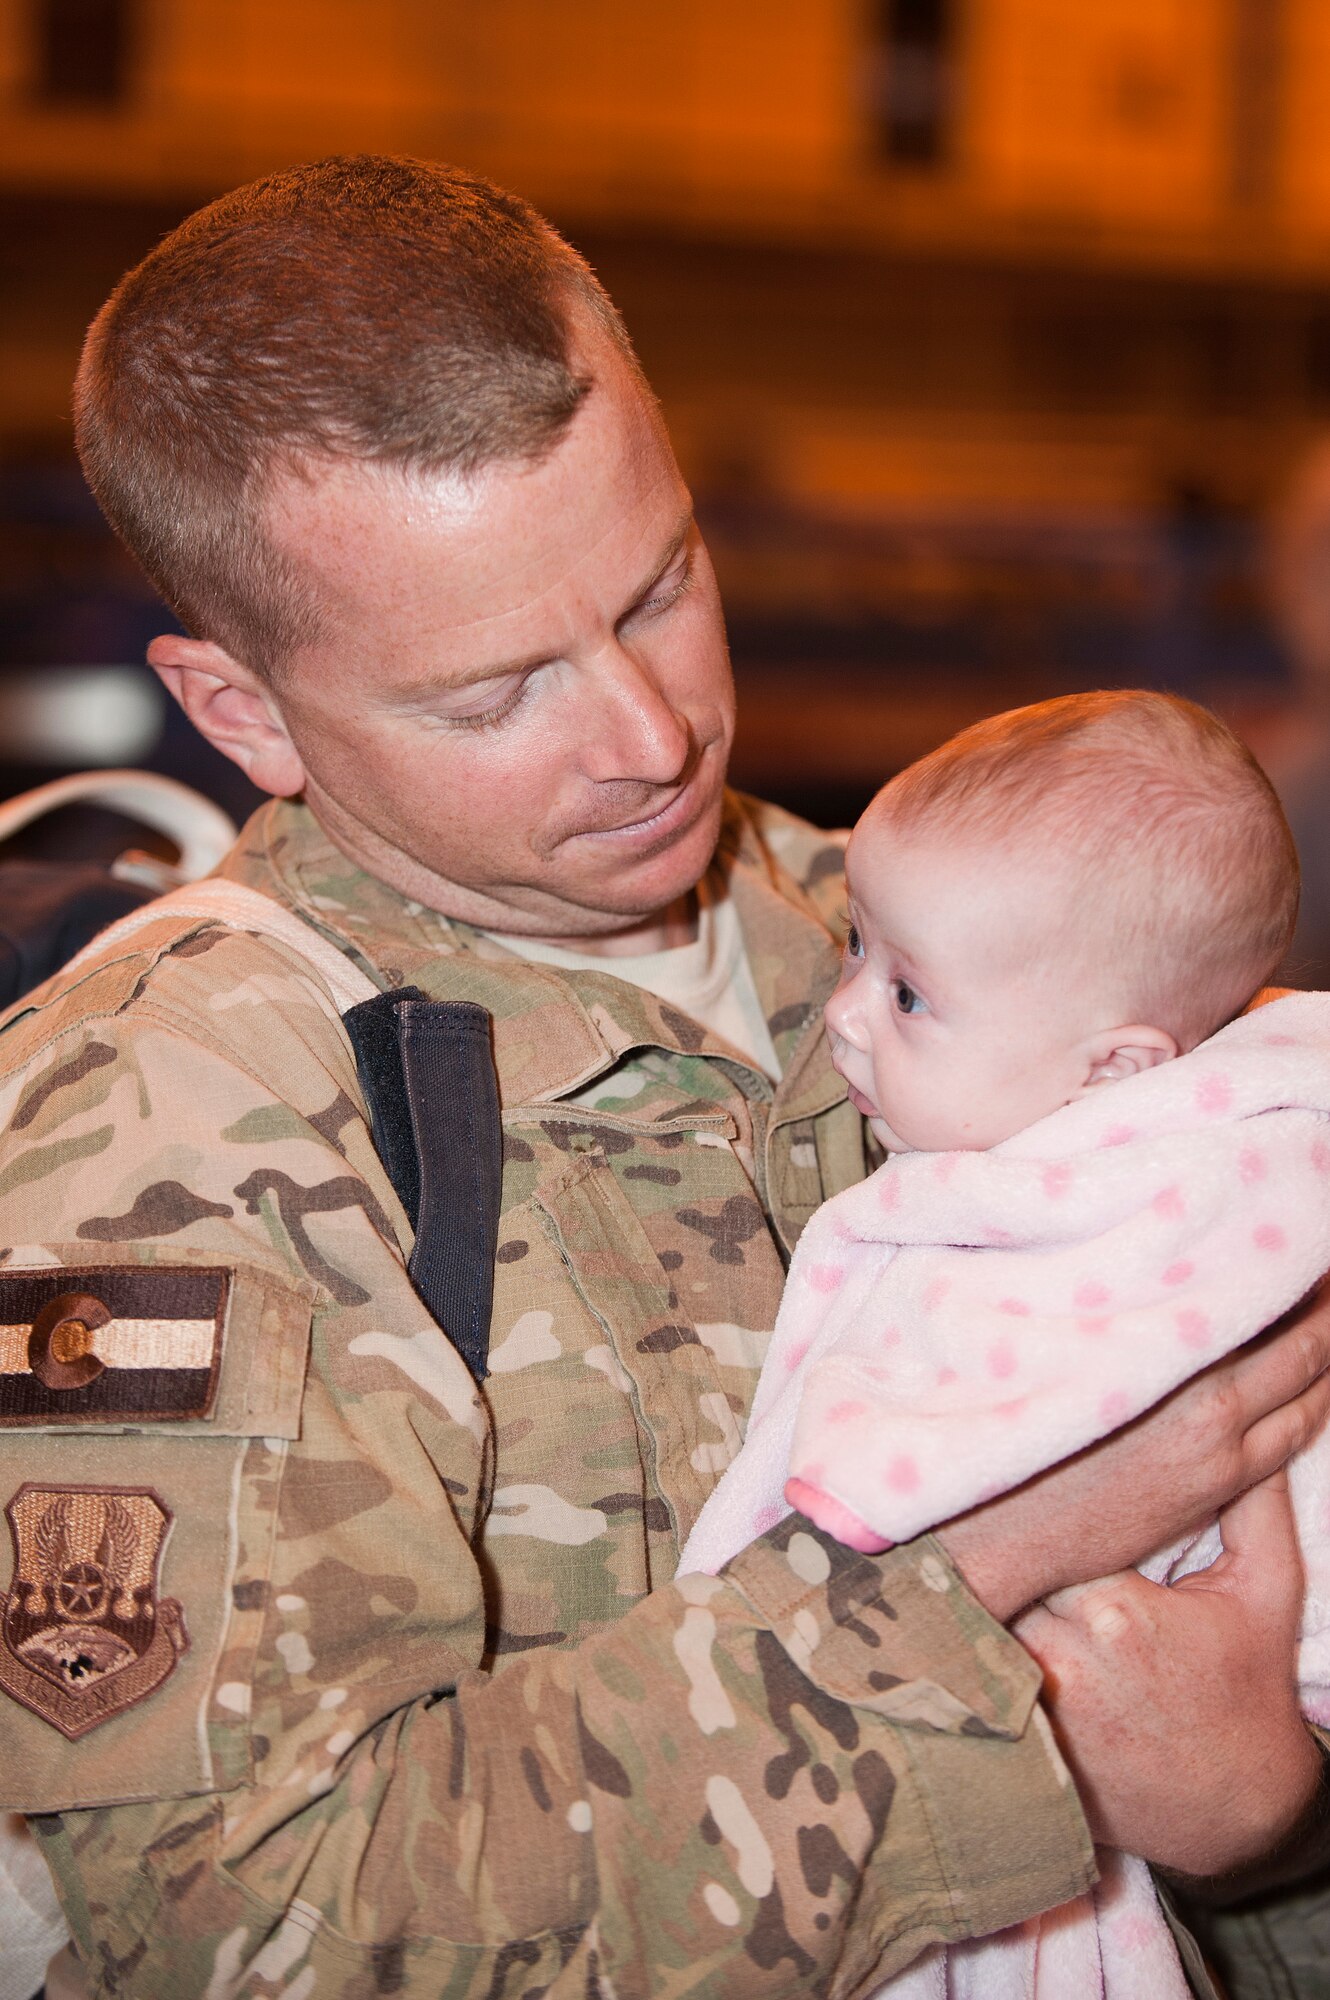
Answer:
[{"left": 868, "top": 1113, "right": 915, "bottom": 1154}]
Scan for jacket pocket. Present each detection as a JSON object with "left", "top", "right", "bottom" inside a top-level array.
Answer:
[
  {"left": 0, "top": 1249, "right": 317, "bottom": 1810},
  {"left": 532, "top": 1153, "right": 740, "bottom": 1550}
]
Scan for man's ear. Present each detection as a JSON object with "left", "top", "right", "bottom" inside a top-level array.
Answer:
[
  {"left": 147, "top": 634, "right": 306, "bottom": 798},
  {"left": 1072, "top": 1024, "right": 1180, "bottom": 1096}
]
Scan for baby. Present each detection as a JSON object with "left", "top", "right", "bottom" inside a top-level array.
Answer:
[{"left": 680, "top": 688, "right": 1330, "bottom": 2000}]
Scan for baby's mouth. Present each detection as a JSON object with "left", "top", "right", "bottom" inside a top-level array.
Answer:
[
  {"left": 841, "top": 1080, "right": 880, "bottom": 1121},
  {"left": 826, "top": 1037, "right": 877, "bottom": 1119}
]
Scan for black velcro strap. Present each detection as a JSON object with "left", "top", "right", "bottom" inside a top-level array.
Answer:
[
  {"left": 344, "top": 990, "right": 500, "bottom": 1382},
  {"left": 343, "top": 986, "right": 425, "bottom": 1228}
]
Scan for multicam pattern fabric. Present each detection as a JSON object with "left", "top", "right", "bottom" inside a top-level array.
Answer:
[{"left": 0, "top": 790, "right": 1094, "bottom": 1996}]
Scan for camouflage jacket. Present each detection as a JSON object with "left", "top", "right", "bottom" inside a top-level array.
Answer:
[{"left": 0, "top": 790, "right": 1094, "bottom": 1998}]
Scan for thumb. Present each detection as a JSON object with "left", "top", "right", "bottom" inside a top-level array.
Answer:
[
  {"left": 1219, "top": 1465, "right": 1292, "bottom": 1550},
  {"left": 1181, "top": 1468, "right": 1303, "bottom": 1617}
]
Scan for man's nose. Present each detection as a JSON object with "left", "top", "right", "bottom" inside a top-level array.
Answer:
[{"left": 578, "top": 643, "right": 692, "bottom": 785}]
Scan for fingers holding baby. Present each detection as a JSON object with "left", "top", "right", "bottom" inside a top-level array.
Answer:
[
  {"left": 1003, "top": 1282, "right": 1330, "bottom": 1878},
  {"left": 933, "top": 1277, "right": 1330, "bottom": 1624},
  {"left": 1016, "top": 1470, "right": 1319, "bottom": 1877}
]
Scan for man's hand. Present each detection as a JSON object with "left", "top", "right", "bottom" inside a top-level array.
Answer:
[
  {"left": 938, "top": 1282, "right": 1330, "bottom": 1622},
  {"left": 933, "top": 1283, "right": 1330, "bottom": 1884},
  {"left": 1014, "top": 1474, "right": 1321, "bottom": 1876}
]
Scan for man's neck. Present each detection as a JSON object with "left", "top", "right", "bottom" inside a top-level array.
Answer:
[
  {"left": 299, "top": 788, "right": 704, "bottom": 954},
  {"left": 500, "top": 893, "right": 699, "bottom": 957}
]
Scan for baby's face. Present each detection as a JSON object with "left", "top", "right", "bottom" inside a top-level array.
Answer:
[{"left": 825, "top": 811, "right": 1112, "bottom": 1153}]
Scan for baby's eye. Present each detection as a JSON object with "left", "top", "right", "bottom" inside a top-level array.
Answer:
[
  {"left": 892, "top": 979, "right": 927, "bottom": 1016},
  {"left": 845, "top": 924, "right": 863, "bottom": 960}
]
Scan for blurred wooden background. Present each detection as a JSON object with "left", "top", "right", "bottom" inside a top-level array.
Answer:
[{"left": 2, "top": 0, "right": 1329, "bottom": 828}]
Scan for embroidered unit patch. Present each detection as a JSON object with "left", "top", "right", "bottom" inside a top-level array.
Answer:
[
  {"left": 0, "top": 1484, "right": 188, "bottom": 1737},
  {"left": 0, "top": 1267, "right": 229, "bottom": 1424}
]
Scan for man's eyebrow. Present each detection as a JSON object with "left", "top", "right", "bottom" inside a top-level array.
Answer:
[{"left": 388, "top": 510, "right": 695, "bottom": 705}]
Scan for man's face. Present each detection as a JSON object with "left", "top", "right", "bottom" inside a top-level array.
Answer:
[
  {"left": 823, "top": 809, "right": 1107, "bottom": 1153},
  {"left": 260, "top": 340, "right": 735, "bottom": 941}
]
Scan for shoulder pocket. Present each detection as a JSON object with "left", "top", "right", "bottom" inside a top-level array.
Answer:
[
  {"left": 0, "top": 1251, "right": 316, "bottom": 1811},
  {"left": 0, "top": 1250, "right": 315, "bottom": 1437}
]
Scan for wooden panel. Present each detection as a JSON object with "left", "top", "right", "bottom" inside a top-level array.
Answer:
[
  {"left": 1276, "top": 0, "right": 1330, "bottom": 237},
  {"left": 964, "top": 0, "right": 1231, "bottom": 227}
]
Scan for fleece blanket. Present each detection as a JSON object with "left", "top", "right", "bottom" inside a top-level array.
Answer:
[{"left": 679, "top": 991, "right": 1330, "bottom": 2000}]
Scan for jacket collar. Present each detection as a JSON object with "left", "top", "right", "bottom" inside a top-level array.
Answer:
[{"left": 228, "top": 794, "right": 846, "bottom": 1117}]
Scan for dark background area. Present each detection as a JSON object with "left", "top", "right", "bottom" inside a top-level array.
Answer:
[{"left": 2, "top": 1, "right": 1327, "bottom": 866}]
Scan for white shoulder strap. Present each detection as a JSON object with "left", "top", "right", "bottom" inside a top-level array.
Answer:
[
  {"left": 0, "top": 769, "right": 237, "bottom": 881},
  {"left": 60, "top": 880, "right": 380, "bottom": 1015}
]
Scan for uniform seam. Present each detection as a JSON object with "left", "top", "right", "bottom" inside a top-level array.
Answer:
[{"left": 0, "top": 930, "right": 355, "bottom": 1093}]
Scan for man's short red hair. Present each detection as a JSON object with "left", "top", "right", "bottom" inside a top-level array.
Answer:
[{"left": 75, "top": 155, "right": 636, "bottom": 678}]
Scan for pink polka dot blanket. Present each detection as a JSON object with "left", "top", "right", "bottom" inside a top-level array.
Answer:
[{"left": 679, "top": 990, "right": 1330, "bottom": 2000}]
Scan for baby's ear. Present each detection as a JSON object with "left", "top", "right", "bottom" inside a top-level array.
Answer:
[{"left": 1074, "top": 1025, "right": 1179, "bottom": 1095}]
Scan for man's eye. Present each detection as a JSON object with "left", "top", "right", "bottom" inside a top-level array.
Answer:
[
  {"left": 892, "top": 979, "right": 927, "bottom": 1015},
  {"left": 631, "top": 555, "right": 694, "bottom": 621},
  {"left": 846, "top": 924, "right": 863, "bottom": 959},
  {"left": 447, "top": 676, "right": 533, "bottom": 732}
]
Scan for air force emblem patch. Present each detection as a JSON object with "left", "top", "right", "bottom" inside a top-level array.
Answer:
[{"left": 0, "top": 1484, "right": 188, "bottom": 1737}]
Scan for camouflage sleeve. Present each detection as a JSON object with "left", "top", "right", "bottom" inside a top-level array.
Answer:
[
  {"left": 0, "top": 945, "right": 1094, "bottom": 1996},
  {"left": 36, "top": 1527, "right": 1094, "bottom": 1998}
]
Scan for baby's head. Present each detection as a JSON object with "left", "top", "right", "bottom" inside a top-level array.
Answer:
[{"left": 825, "top": 690, "right": 1299, "bottom": 1154}]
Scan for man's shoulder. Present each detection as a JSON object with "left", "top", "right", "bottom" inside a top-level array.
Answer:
[
  {"left": 723, "top": 790, "right": 849, "bottom": 935},
  {"left": 0, "top": 901, "right": 357, "bottom": 1123},
  {"left": 0, "top": 795, "right": 374, "bottom": 1058}
]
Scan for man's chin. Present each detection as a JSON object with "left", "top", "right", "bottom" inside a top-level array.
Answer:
[{"left": 564, "top": 789, "right": 724, "bottom": 912}]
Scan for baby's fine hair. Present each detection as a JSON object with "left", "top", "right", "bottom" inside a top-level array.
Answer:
[{"left": 874, "top": 690, "right": 1299, "bottom": 1049}]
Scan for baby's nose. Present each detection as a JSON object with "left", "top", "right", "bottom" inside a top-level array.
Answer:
[{"left": 823, "top": 985, "right": 862, "bottom": 1048}]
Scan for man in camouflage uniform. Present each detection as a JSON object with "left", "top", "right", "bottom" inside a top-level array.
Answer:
[{"left": 1, "top": 158, "right": 1328, "bottom": 1998}]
